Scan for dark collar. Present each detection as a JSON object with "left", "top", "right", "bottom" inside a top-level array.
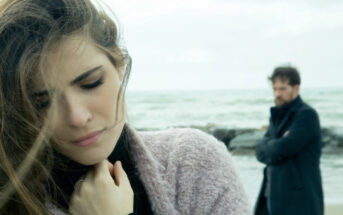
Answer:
[
  {"left": 49, "top": 125, "right": 129, "bottom": 209},
  {"left": 282, "top": 95, "right": 302, "bottom": 111},
  {"left": 271, "top": 96, "right": 302, "bottom": 113}
]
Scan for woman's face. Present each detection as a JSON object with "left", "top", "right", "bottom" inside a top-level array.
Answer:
[{"left": 34, "top": 34, "right": 125, "bottom": 165}]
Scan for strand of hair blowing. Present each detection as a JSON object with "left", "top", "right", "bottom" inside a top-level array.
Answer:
[
  {"left": 0, "top": 124, "right": 49, "bottom": 214},
  {"left": 0, "top": 0, "right": 131, "bottom": 213}
]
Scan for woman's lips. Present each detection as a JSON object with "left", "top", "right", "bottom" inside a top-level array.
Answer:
[{"left": 71, "top": 130, "right": 104, "bottom": 147}]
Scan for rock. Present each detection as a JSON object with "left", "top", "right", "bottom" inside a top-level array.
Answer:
[
  {"left": 189, "top": 123, "right": 217, "bottom": 133},
  {"left": 321, "top": 145, "right": 343, "bottom": 154},
  {"left": 212, "top": 128, "right": 236, "bottom": 147},
  {"left": 228, "top": 130, "right": 265, "bottom": 150},
  {"left": 321, "top": 127, "right": 343, "bottom": 148},
  {"left": 209, "top": 127, "right": 343, "bottom": 153},
  {"left": 138, "top": 125, "right": 343, "bottom": 154},
  {"left": 211, "top": 128, "right": 255, "bottom": 148},
  {"left": 331, "top": 127, "right": 343, "bottom": 147}
]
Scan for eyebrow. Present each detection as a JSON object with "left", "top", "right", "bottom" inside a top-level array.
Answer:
[
  {"left": 32, "top": 65, "right": 103, "bottom": 97},
  {"left": 71, "top": 65, "right": 103, "bottom": 85}
]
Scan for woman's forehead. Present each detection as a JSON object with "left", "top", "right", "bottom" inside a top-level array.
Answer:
[
  {"left": 51, "top": 34, "right": 89, "bottom": 56},
  {"left": 36, "top": 34, "right": 104, "bottom": 87}
]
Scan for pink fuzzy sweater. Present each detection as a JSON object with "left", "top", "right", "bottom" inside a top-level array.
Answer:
[{"left": 48, "top": 125, "right": 251, "bottom": 214}]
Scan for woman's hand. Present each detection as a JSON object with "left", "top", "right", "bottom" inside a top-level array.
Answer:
[{"left": 69, "top": 160, "right": 134, "bottom": 215}]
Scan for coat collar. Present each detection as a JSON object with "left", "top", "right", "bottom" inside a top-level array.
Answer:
[
  {"left": 270, "top": 96, "right": 303, "bottom": 136},
  {"left": 285, "top": 95, "right": 303, "bottom": 113},
  {"left": 271, "top": 95, "right": 302, "bottom": 114},
  {"left": 125, "top": 124, "right": 178, "bottom": 215}
]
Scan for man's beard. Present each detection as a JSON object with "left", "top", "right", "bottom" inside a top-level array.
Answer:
[
  {"left": 274, "top": 94, "right": 293, "bottom": 107},
  {"left": 274, "top": 98, "right": 285, "bottom": 107}
]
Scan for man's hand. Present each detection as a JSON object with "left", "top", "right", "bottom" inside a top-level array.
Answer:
[
  {"left": 69, "top": 160, "right": 134, "bottom": 215},
  {"left": 283, "top": 130, "right": 290, "bottom": 137}
]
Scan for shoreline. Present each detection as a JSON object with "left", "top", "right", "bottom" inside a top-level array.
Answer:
[{"left": 325, "top": 203, "right": 343, "bottom": 215}]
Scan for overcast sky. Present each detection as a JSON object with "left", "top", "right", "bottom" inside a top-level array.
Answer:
[{"left": 102, "top": 0, "right": 343, "bottom": 91}]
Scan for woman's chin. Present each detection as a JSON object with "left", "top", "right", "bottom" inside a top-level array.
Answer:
[{"left": 74, "top": 151, "right": 112, "bottom": 166}]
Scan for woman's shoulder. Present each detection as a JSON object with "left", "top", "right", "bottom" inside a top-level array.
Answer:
[
  {"left": 136, "top": 128, "right": 251, "bottom": 214},
  {"left": 136, "top": 127, "right": 238, "bottom": 180},
  {"left": 136, "top": 128, "right": 233, "bottom": 165},
  {"left": 138, "top": 127, "right": 227, "bottom": 154}
]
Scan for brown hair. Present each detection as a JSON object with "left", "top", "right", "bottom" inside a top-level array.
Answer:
[
  {"left": 269, "top": 66, "right": 301, "bottom": 86},
  {"left": 0, "top": 0, "right": 131, "bottom": 214}
]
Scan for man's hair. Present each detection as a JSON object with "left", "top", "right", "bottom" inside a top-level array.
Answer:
[{"left": 269, "top": 66, "right": 301, "bottom": 86}]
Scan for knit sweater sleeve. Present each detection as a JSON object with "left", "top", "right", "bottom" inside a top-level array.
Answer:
[{"left": 164, "top": 128, "right": 251, "bottom": 215}]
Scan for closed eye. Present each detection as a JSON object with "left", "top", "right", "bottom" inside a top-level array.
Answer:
[
  {"left": 81, "top": 77, "right": 104, "bottom": 89},
  {"left": 31, "top": 91, "right": 51, "bottom": 110}
]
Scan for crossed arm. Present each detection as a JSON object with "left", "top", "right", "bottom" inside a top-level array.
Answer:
[{"left": 255, "top": 109, "right": 320, "bottom": 165}]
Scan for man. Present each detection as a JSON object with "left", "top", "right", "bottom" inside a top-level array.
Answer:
[{"left": 254, "top": 66, "right": 324, "bottom": 215}]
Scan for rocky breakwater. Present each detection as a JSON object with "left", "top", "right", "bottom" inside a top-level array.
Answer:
[
  {"left": 136, "top": 124, "right": 343, "bottom": 154},
  {"left": 208, "top": 126, "right": 343, "bottom": 154}
]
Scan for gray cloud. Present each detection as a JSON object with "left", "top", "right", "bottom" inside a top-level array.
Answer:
[{"left": 105, "top": 0, "right": 343, "bottom": 90}]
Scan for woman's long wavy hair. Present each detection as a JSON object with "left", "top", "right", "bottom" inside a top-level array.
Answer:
[{"left": 0, "top": 0, "right": 131, "bottom": 214}]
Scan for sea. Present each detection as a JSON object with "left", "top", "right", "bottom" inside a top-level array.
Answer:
[
  {"left": 126, "top": 88, "right": 343, "bottom": 205},
  {"left": 126, "top": 88, "right": 343, "bottom": 130}
]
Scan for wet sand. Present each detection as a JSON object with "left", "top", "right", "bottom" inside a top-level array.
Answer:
[{"left": 325, "top": 204, "right": 343, "bottom": 215}]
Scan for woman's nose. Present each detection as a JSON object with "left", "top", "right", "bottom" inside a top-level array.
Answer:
[{"left": 65, "top": 97, "right": 92, "bottom": 128}]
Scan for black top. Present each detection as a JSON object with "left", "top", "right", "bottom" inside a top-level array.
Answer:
[{"left": 49, "top": 126, "right": 154, "bottom": 215}]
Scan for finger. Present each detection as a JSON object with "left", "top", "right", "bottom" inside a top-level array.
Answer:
[
  {"left": 85, "top": 165, "right": 96, "bottom": 181},
  {"left": 73, "top": 169, "right": 93, "bottom": 196},
  {"left": 74, "top": 178, "right": 84, "bottom": 194},
  {"left": 113, "top": 161, "right": 122, "bottom": 186},
  {"left": 107, "top": 160, "right": 114, "bottom": 177},
  {"left": 283, "top": 131, "right": 290, "bottom": 137},
  {"left": 94, "top": 160, "right": 111, "bottom": 177},
  {"left": 113, "top": 161, "right": 130, "bottom": 186},
  {"left": 69, "top": 196, "right": 82, "bottom": 215}
]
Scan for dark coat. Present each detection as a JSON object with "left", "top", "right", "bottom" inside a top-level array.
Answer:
[{"left": 254, "top": 96, "right": 324, "bottom": 215}]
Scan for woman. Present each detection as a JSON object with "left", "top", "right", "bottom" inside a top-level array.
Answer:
[{"left": 0, "top": 0, "right": 250, "bottom": 214}]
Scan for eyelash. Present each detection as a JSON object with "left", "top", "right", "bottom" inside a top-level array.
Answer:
[
  {"left": 81, "top": 77, "right": 104, "bottom": 89},
  {"left": 33, "top": 94, "right": 51, "bottom": 110},
  {"left": 34, "top": 77, "right": 104, "bottom": 110},
  {"left": 35, "top": 100, "right": 51, "bottom": 110}
]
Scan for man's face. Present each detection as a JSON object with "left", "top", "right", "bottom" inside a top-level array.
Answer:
[{"left": 272, "top": 78, "right": 299, "bottom": 107}]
